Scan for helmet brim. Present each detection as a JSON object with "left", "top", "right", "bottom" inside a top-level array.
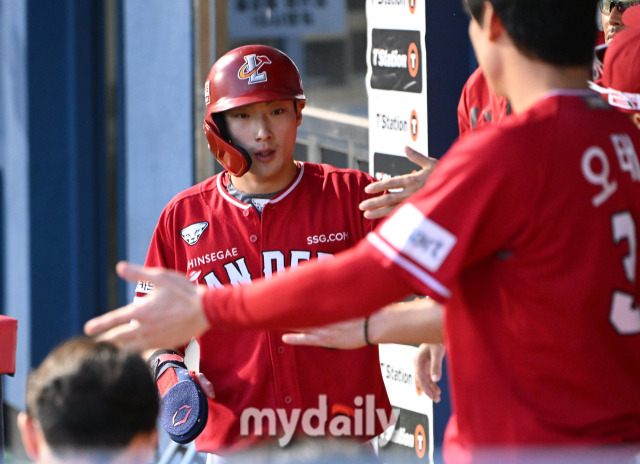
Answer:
[{"left": 208, "top": 90, "right": 306, "bottom": 114}]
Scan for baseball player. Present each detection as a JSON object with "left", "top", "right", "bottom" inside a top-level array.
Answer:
[
  {"left": 600, "top": 0, "right": 640, "bottom": 43},
  {"left": 460, "top": 2, "right": 615, "bottom": 139},
  {"left": 594, "top": 0, "right": 639, "bottom": 82},
  {"left": 86, "top": 0, "right": 640, "bottom": 462},
  {"left": 136, "top": 45, "right": 392, "bottom": 457},
  {"left": 457, "top": 66, "right": 511, "bottom": 136}
]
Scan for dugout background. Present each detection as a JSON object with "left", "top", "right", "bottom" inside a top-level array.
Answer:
[{"left": 0, "top": 1, "right": 474, "bottom": 461}]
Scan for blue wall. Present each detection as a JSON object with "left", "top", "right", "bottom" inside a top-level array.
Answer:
[
  {"left": 121, "top": 1, "right": 195, "bottom": 300},
  {"left": 26, "top": 0, "right": 108, "bottom": 364},
  {"left": 0, "top": 0, "right": 194, "bottom": 410}
]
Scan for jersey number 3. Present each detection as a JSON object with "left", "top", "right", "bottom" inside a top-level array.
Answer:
[{"left": 610, "top": 211, "right": 640, "bottom": 335}]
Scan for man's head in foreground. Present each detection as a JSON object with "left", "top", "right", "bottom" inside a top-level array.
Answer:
[{"left": 18, "top": 336, "right": 159, "bottom": 463}]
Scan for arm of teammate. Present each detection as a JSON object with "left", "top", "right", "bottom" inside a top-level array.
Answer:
[
  {"left": 359, "top": 146, "right": 438, "bottom": 220},
  {"left": 281, "top": 297, "right": 446, "bottom": 403},
  {"left": 84, "top": 239, "right": 419, "bottom": 351},
  {"left": 414, "top": 343, "right": 446, "bottom": 403},
  {"left": 282, "top": 297, "right": 443, "bottom": 348}
]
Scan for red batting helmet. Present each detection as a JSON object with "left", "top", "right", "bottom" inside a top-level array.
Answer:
[{"left": 202, "top": 45, "right": 306, "bottom": 176}]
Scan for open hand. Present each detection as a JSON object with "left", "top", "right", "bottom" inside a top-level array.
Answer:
[
  {"left": 359, "top": 146, "right": 438, "bottom": 219},
  {"left": 84, "top": 262, "right": 210, "bottom": 352}
]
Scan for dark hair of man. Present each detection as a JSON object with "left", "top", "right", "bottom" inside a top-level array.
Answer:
[
  {"left": 464, "top": 0, "right": 598, "bottom": 66},
  {"left": 25, "top": 336, "right": 159, "bottom": 450}
]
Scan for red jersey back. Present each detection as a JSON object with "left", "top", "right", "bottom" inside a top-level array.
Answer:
[{"left": 370, "top": 91, "right": 640, "bottom": 450}]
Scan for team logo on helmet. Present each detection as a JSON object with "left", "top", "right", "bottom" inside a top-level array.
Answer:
[
  {"left": 180, "top": 222, "right": 209, "bottom": 246},
  {"left": 238, "top": 54, "right": 272, "bottom": 85}
]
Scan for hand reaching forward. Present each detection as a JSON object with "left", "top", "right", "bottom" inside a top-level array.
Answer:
[
  {"left": 282, "top": 298, "right": 444, "bottom": 351},
  {"left": 414, "top": 343, "right": 446, "bottom": 403},
  {"left": 282, "top": 318, "right": 369, "bottom": 350},
  {"left": 359, "top": 146, "right": 438, "bottom": 219},
  {"left": 84, "top": 262, "right": 210, "bottom": 352}
]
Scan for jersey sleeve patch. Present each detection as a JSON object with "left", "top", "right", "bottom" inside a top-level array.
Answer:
[
  {"left": 367, "top": 233, "right": 451, "bottom": 299},
  {"left": 378, "top": 204, "right": 457, "bottom": 273}
]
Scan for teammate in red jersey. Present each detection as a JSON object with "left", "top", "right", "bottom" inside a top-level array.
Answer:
[
  {"left": 87, "top": 0, "right": 640, "bottom": 461},
  {"left": 460, "top": 1, "right": 620, "bottom": 138},
  {"left": 134, "top": 45, "right": 393, "bottom": 458},
  {"left": 457, "top": 66, "right": 511, "bottom": 136}
]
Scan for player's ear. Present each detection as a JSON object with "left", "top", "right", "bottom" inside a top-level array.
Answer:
[
  {"left": 485, "top": 1, "right": 504, "bottom": 41},
  {"left": 631, "top": 112, "right": 640, "bottom": 130},
  {"left": 17, "top": 412, "right": 41, "bottom": 461},
  {"left": 295, "top": 101, "right": 305, "bottom": 126}
]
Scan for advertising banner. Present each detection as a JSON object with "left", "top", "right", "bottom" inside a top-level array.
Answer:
[
  {"left": 367, "top": 2, "right": 432, "bottom": 462},
  {"left": 377, "top": 344, "right": 433, "bottom": 463},
  {"left": 367, "top": 0, "right": 427, "bottom": 181}
]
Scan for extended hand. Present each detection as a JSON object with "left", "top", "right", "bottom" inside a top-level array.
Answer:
[
  {"left": 282, "top": 318, "right": 369, "bottom": 349},
  {"left": 84, "top": 262, "right": 210, "bottom": 352},
  {"left": 414, "top": 343, "right": 445, "bottom": 403},
  {"left": 359, "top": 146, "right": 438, "bottom": 219}
]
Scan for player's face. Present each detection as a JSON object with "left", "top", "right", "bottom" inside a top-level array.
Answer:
[
  {"left": 600, "top": 0, "right": 634, "bottom": 43},
  {"left": 224, "top": 100, "right": 302, "bottom": 193},
  {"left": 602, "top": 10, "right": 625, "bottom": 43}
]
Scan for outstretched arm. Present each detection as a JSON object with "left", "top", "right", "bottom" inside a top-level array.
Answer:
[
  {"left": 281, "top": 297, "right": 445, "bottom": 402},
  {"left": 85, "top": 239, "right": 419, "bottom": 351},
  {"left": 360, "top": 146, "right": 438, "bottom": 219}
]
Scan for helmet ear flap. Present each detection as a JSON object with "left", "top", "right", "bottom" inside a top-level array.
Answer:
[{"left": 203, "top": 117, "right": 252, "bottom": 177}]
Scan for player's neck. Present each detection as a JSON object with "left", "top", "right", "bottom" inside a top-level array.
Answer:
[
  {"left": 230, "top": 161, "right": 299, "bottom": 195},
  {"left": 503, "top": 56, "right": 590, "bottom": 114}
]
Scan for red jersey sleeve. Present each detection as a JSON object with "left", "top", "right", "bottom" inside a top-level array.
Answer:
[
  {"left": 369, "top": 126, "right": 539, "bottom": 302},
  {"left": 202, "top": 238, "right": 415, "bottom": 330}
]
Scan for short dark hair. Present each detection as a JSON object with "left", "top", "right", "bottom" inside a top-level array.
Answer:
[
  {"left": 26, "top": 336, "right": 158, "bottom": 450},
  {"left": 465, "top": 0, "right": 598, "bottom": 66}
]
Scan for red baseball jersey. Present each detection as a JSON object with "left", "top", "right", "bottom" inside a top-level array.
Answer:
[
  {"left": 201, "top": 91, "right": 640, "bottom": 459},
  {"left": 457, "top": 67, "right": 511, "bottom": 136},
  {"left": 371, "top": 91, "right": 640, "bottom": 454},
  {"left": 138, "top": 162, "right": 392, "bottom": 453}
]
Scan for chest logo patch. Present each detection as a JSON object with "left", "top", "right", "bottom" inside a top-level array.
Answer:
[{"left": 181, "top": 222, "right": 209, "bottom": 246}]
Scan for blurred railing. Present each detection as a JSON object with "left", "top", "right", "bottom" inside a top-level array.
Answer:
[{"left": 295, "top": 106, "right": 370, "bottom": 174}]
